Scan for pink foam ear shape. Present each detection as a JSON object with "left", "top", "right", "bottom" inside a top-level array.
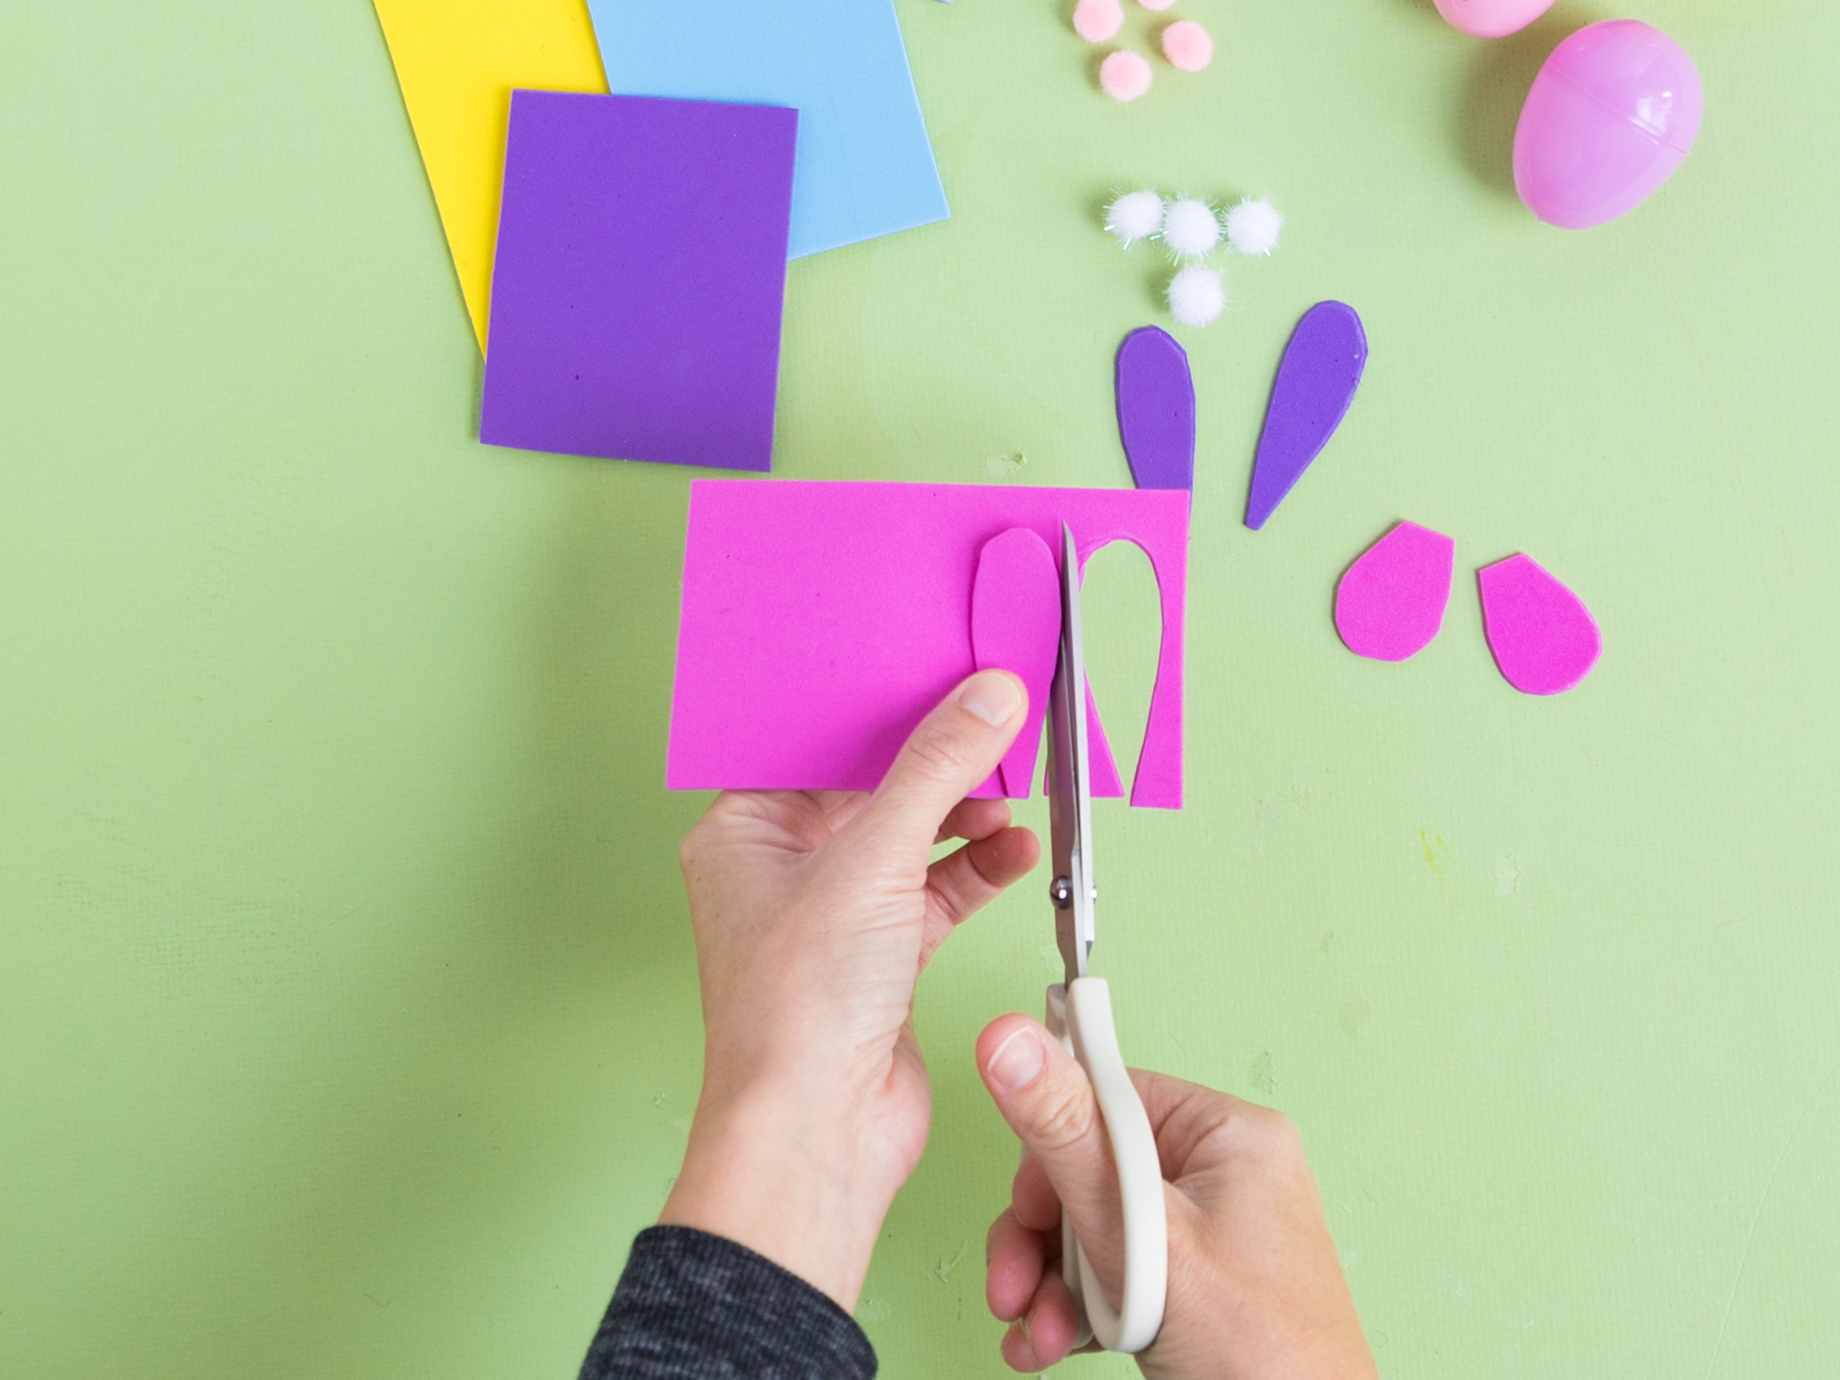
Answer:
[
  {"left": 1335, "top": 522, "right": 1455, "bottom": 662},
  {"left": 1161, "top": 20, "right": 1214, "bottom": 72},
  {"left": 1100, "top": 50, "right": 1154, "bottom": 101},
  {"left": 1073, "top": 0, "right": 1125, "bottom": 43},
  {"left": 970, "top": 528, "right": 1063, "bottom": 798},
  {"left": 1478, "top": 554, "right": 1602, "bottom": 695}
]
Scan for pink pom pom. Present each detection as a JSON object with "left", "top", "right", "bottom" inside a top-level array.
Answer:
[
  {"left": 1073, "top": 0, "right": 1124, "bottom": 43},
  {"left": 1161, "top": 20, "right": 1213, "bottom": 72},
  {"left": 1138, "top": 0, "right": 1178, "bottom": 10},
  {"left": 1099, "top": 49, "right": 1154, "bottom": 101}
]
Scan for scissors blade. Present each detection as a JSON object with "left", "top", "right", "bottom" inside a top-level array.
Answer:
[{"left": 1047, "top": 522, "right": 1095, "bottom": 985}]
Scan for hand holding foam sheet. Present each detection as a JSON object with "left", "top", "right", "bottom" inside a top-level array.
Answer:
[{"left": 668, "top": 482, "right": 1190, "bottom": 808}]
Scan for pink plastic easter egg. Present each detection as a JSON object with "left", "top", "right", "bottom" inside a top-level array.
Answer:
[
  {"left": 1513, "top": 20, "right": 1703, "bottom": 230},
  {"left": 1432, "top": 0, "right": 1555, "bottom": 39}
]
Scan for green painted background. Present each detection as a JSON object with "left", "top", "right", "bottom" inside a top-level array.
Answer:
[{"left": 4, "top": 1, "right": 1836, "bottom": 1375}]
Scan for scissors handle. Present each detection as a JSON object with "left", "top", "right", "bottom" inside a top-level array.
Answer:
[{"left": 1045, "top": 979, "right": 1169, "bottom": 1354}]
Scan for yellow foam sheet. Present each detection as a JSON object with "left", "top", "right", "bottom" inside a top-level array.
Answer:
[{"left": 372, "top": 0, "right": 607, "bottom": 351}]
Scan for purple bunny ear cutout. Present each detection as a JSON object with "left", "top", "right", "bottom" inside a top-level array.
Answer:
[
  {"left": 1116, "top": 327, "right": 1196, "bottom": 491},
  {"left": 1246, "top": 302, "right": 1368, "bottom": 530}
]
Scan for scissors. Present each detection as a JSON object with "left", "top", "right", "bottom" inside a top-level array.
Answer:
[{"left": 1043, "top": 521, "right": 1169, "bottom": 1355}]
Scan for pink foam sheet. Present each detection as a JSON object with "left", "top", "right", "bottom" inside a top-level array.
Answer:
[
  {"left": 1335, "top": 522, "right": 1455, "bottom": 662},
  {"left": 971, "top": 529, "right": 1061, "bottom": 799},
  {"left": 1478, "top": 554, "right": 1602, "bottom": 695},
  {"left": 668, "top": 481, "right": 1190, "bottom": 808}
]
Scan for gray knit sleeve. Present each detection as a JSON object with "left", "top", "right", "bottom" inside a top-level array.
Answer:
[{"left": 579, "top": 1226, "right": 879, "bottom": 1380}]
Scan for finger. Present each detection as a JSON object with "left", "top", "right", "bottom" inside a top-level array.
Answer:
[
  {"left": 934, "top": 796, "right": 1012, "bottom": 846},
  {"left": 984, "top": 1208, "right": 1045, "bottom": 1323},
  {"left": 857, "top": 671, "right": 1027, "bottom": 848},
  {"left": 918, "top": 826, "right": 1041, "bottom": 967},
  {"left": 1011, "top": 1153, "right": 1061, "bottom": 1235},
  {"left": 976, "top": 1015, "right": 1131, "bottom": 1298},
  {"left": 815, "top": 791, "right": 872, "bottom": 833},
  {"left": 1129, "top": 1068, "right": 1272, "bottom": 1181},
  {"left": 999, "top": 1267, "right": 1083, "bottom": 1371}
]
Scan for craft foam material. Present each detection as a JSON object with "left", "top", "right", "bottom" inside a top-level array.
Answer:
[
  {"left": 1161, "top": 21, "right": 1214, "bottom": 73},
  {"left": 1478, "top": 554, "right": 1602, "bottom": 695},
  {"left": 971, "top": 530, "right": 1061, "bottom": 799},
  {"left": 1513, "top": 20, "right": 1704, "bottom": 230},
  {"left": 1074, "top": 0, "right": 1125, "bottom": 43},
  {"left": 585, "top": 0, "right": 948, "bottom": 259},
  {"left": 668, "top": 481, "right": 1190, "bottom": 808},
  {"left": 371, "top": 0, "right": 607, "bottom": 351},
  {"left": 1115, "top": 327, "right": 1196, "bottom": 492},
  {"left": 1335, "top": 522, "right": 1456, "bottom": 662},
  {"left": 1101, "top": 50, "right": 1154, "bottom": 101},
  {"left": 1246, "top": 302, "right": 1368, "bottom": 529},
  {"left": 479, "top": 92, "right": 795, "bottom": 471},
  {"left": 1432, "top": 0, "right": 1555, "bottom": 38}
]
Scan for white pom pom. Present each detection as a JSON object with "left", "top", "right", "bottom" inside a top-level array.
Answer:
[
  {"left": 1160, "top": 198, "right": 1221, "bottom": 260},
  {"left": 1166, "top": 265, "right": 1225, "bottom": 327},
  {"left": 1105, "top": 190, "right": 1165, "bottom": 247},
  {"left": 1225, "top": 198, "right": 1284, "bottom": 256}
]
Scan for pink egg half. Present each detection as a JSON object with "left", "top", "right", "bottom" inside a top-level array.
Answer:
[
  {"left": 1513, "top": 20, "right": 1704, "bottom": 230},
  {"left": 1432, "top": 0, "right": 1555, "bottom": 39}
]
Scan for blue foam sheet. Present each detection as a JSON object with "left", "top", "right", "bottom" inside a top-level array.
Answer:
[{"left": 585, "top": 0, "right": 950, "bottom": 258}]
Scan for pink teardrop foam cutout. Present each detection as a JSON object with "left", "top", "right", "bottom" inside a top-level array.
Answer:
[
  {"left": 1477, "top": 553, "right": 1601, "bottom": 696},
  {"left": 1335, "top": 521, "right": 1455, "bottom": 662},
  {"left": 970, "top": 527, "right": 1062, "bottom": 797}
]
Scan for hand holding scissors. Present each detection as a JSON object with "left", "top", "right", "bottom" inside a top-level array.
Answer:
[{"left": 1041, "top": 522, "right": 1168, "bottom": 1355}]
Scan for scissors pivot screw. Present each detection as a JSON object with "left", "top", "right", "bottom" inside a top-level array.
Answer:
[{"left": 1050, "top": 875, "right": 1073, "bottom": 909}]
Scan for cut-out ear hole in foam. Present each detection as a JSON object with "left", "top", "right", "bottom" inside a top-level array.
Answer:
[
  {"left": 1335, "top": 522, "right": 1455, "bottom": 662},
  {"left": 1079, "top": 538, "right": 1163, "bottom": 800},
  {"left": 1478, "top": 554, "right": 1601, "bottom": 695},
  {"left": 970, "top": 528, "right": 1061, "bottom": 799}
]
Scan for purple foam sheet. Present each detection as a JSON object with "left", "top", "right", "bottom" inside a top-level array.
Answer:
[
  {"left": 1115, "top": 326, "right": 1196, "bottom": 491},
  {"left": 1245, "top": 302, "right": 1368, "bottom": 529},
  {"left": 480, "top": 91, "right": 798, "bottom": 471}
]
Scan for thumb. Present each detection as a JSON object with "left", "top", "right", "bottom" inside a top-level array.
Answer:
[
  {"left": 976, "top": 1014, "right": 1129, "bottom": 1295},
  {"left": 858, "top": 671, "right": 1027, "bottom": 844}
]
